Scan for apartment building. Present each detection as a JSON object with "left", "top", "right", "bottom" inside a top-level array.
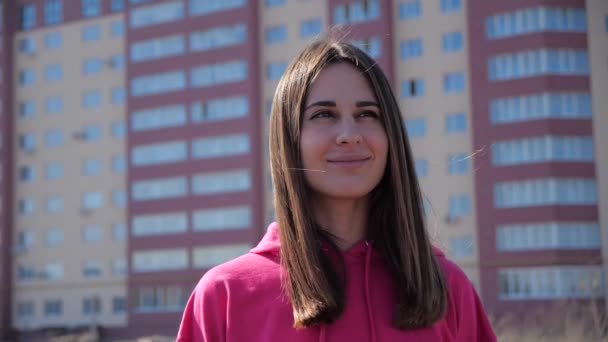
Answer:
[{"left": 0, "top": 0, "right": 605, "bottom": 339}]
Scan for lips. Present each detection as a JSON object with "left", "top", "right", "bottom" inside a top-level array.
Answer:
[{"left": 327, "top": 157, "right": 371, "bottom": 163}]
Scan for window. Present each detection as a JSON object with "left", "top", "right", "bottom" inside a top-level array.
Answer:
[
  {"left": 441, "top": 0, "right": 461, "bottom": 13},
  {"left": 83, "top": 262, "right": 102, "bottom": 279},
  {"left": 191, "top": 134, "right": 250, "bottom": 160},
  {"left": 112, "top": 258, "right": 127, "bottom": 276},
  {"left": 132, "top": 176, "right": 188, "bottom": 201},
  {"left": 111, "top": 87, "right": 126, "bottom": 104},
  {"left": 45, "top": 129, "right": 64, "bottom": 147},
  {"left": 19, "top": 101, "right": 36, "bottom": 118},
  {"left": 46, "top": 162, "right": 64, "bottom": 180},
  {"left": 45, "top": 229, "right": 64, "bottom": 247},
  {"left": 192, "top": 244, "right": 250, "bottom": 269},
  {"left": 191, "top": 61, "right": 247, "bottom": 87},
  {"left": 113, "top": 223, "right": 127, "bottom": 241},
  {"left": 494, "top": 178, "right": 597, "bottom": 208},
  {"left": 448, "top": 194, "right": 471, "bottom": 219},
  {"left": 442, "top": 32, "right": 463, "bottom": 52},
  {"left": 45, "top": 64, "right": 63, "bottom": 82},
  {"left": 265, "top": 25, "right": 287, "bottom": 44},
  {"left": 17, "top": 265, "right": 36, "bottom": 281},
  {"left": 132, "top": 249, "right": 188, "bottom": 272},
  {"left": 111, "top": 20, "right": 125, "bottom": 37},
  {"left": 132, "top": 141, "right": 187, "bottom": 166},
  {"left": 17, "top": 302, "right": 34, "bottom": 319},
  {"left": 82, "top": 90, "right": 101, "bottom": 108},
  {"left": 405, "top": 118, "right": 426, "bottom": 138},
  {"left": 192, "top": 169, "right": 250, "bottom": 195},
  {"left": 488, "top": 49, "right": 589, "bottom": 81},
  {"left": 44, "top": 32, "right": 63, "bottom": 48},
  {"left": 19, "top": 69, "right": 35, "bottom": 86},
  {"left": 131, "top": 35, "right": 185, "bottom": 62},
  {"left": 300, "top": 18, "right": 322, "bottom": 37},
  {"left": 333, "top": 0, "right": 380, "bottom": 25},
  {"left": 448, "top": 153, "right": 469, "bottom": 175},
  {"left": 45, "top": 0, "right": 63, "bottom": 25},
  {"left": 83, "top": 125, "right": 102, "bottom": 141},
  {"left": 83, "top": 224, "right": 103, "bottom": 242},
  {"left": 111, "top": 0, "right": 125, "bottom": 12},
  {"left": 486, "top": 7, "right": 587, "bottom": 39},
  {"left": 17, "top": 231, "right": 35, "bottom": 250},
  {"left": 400, "top": 38, "right": 423, "bottom": 59},
  {"left": 83, "top": 296, "right": 101, "bottom": 315},
  {"left": 192, "top": 206, "right": 251, "bottom": 232},
  {"left": 266, "top": 62, "right": 287, "bottom": 80},
  {"left": 265, "top": 0, "right": 285, "bottom": 6},
  {"left": 414, "top": 159, "right": 428, "bottom": 177},
  {"left": 351, "top": 37, "right": 381, "bottom": 58},
  {"left": 450, "top": 234, "right": 473, "bottom": 257},
  {"left": 497, "top": 222, "right": 601, "bottom": 251},
  {"left": 444, "top": 72, "right": 465, "bottom": 93},
  {"left": 20, "top": 4, "right": 36, "bottom": 30},
  {"left": 134, "top": 286, "right": 189, "bottom": 312},
  {"left": 46, "top": 96, "right": 63, "bottom": 114},
  {"left": 19, "top": 133, "right": 36, "bottom": 152},
  {"left": 82, "top": 25, "right": 101, "bottom": 41},
  {"left": 46, "top": 196, "right": 64, "bottom": 213},
  {"left": 83, "top": 58, "right": 102, "bottom": 75},
  {"left": 490, "top": 92, "right": 592, "bottom": 124},
  {"left": 492, "top": 136, "right": 594, "bottom": 166},
  {"left": 112, "top": 154, "right": 126, "bottom": 172},
  {"left": 112, "top": 189, "right": 126, "bottom": 208},
  {"left": 19, "top": 37, "right": 36, "bottom": 54},
  {"left": 189, "top": 24, "right": 246, "bottom": 52},
  {"left": 112, "top": 121, "right": 126, "bottom": 138},
  {"left": 44, "top": 300, "right": 62, "bottom": 317},
  {"left": 130, "top": 1, "right": 184, "bottom": 28},
  {"left": 133, "top": 212, "right": 188, "bottom": 236},
  {"left": 19, "top": 199, "right": 35, "bottom": 215},
  {"left": 131, "top": 70, "right": 186, "bottom": 96},
  {"left": 399, "top": 0, "right": 421, "bottom": 20},
  {"left": 110, "top": 54, "right": 125, "bottom": 69},
  {"left": 113, "top": 297, "right": 126, "bottom": 314},
  {"left": 445, "top": 112, "right": 467, "bottom": 133},
  {"left": 83, "top": 159, "right": 102, "bottom": 176},
  {"left": 189, "top": 0, "right": 246, "bottom": 16},
  {"left": 401, "top": 78, "right": 425, "bottom": 98},
  {"left": 191, "top": 95, "right": 249, "bottom": 123},
  {"left": 82, "top": 192, "right": 104, "bottom": 210},
  {"left": 82, "top": 0, "right": 101, "bottom": 17},
  {"left": 19, "top": 166, "right": 35, "bottom": 182},
  {"left": 45, "top": 263, "right": 64, "bottom": 280},
  {"left": 131, "top": 104, "right": 187, "bottom": 131}
]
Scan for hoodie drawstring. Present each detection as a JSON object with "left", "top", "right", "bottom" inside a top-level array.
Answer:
[
  {"left": 319, "top": 324, "right": 326, "bottom": 342},
  {"left": 364, "top": 242, "right": 377, "bottom": 342}
]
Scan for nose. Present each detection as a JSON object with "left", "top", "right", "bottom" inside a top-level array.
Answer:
[{"left": 335, "top": 119, "right": 362, "bottom": 145}]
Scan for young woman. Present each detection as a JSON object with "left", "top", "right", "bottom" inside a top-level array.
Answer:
[{"left": 177, "top": 36, "right": 496, "bottom": 341}]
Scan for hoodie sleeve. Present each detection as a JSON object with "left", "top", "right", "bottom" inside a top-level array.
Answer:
[
  {"left": 176, "top": 272, "right": 227, "bottom": 342},
  {"left": 450, "top": 270, "right": 497, "bottom": 342}
]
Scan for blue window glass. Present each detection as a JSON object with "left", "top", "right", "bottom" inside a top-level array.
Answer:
[
  {"left": 441, "top": 0, "right": 461, "bottom": 13},
  {"left": 46, "top": 96, "right": 64, "bottom": 114},
  {"left": 112, "top": 121, "right": 126, "bottom": 138},
  {"left": 401, "top": 79, "right": 425, "bottom": 98},
  {"left": 110, "top": 55, "right": 126, "bottom": 69},
  {"left": 399, "top": 0, "right": 421, "bottom": 20},
  {"left": 45, "top": 0, "right": 63, "bottom": 25},
  {"left": 84, "top": 125, "right": 102, "bottom": 141},
  {"left": 19, "top": 37, "right": 36, "bottom": 54},
  {"left": 111, "top": 0, "right": 125, "bottom": 12},
  {"left": 265, "top": 0, "right": 286, "bottom": 7},
  {"left": 20, "top": 69, "right": 36, "bottom": 86},
  {"left": 111, "top": 20, "right": 125, "bottom": 37},
  {"left": 265, "top": 25, "right": 287, "bottom": 44},
  {"left": 405, "top": 118, "right": 426, "bottom": 138},
  {"left": 82, "top": 0, "right": 101, "bottom": 17},
  {"left": 111, "top": 87, "right": 126, "bottom": 104},
  {"left": 442, "top": 31, "right": 463, "bottom": 53},
  {"left": 448, "top": 193, "right": 471, "bottom": 218},
  {"left": 400, "top": 39, "right": 423, "bottom": 59},
  {"left": 448, "top": 153, "right": 469, "bottom": 175},
  {"left": 445, "top": 112, "right": 467, "bottom": 133},
  {"left": 45, "top": 64, "right": 63, "bottom": 82},
  {"left": 45, "top": 32, "right": 63, "bottom": 48},
  {"left": 83, "top": 58, "right": 102, "bottom": 75},
  {"left": 83, "top": 91, "right": 102, "bottom": 108},
  {"left": 82, "top": 25, "right": 101, "bottom": 41},
  {"left": 20, "top": 4, "right": 36, "bottom": 30},
  {"left": 444, "top": 72, "right": 465, "bottom": 93},
  {"left": 266, "top": 62, "right": 287, "bottom": 80},
  {"left": 20, "top": 101, "right": 36, "bottom": 118},
  {"left": 45, "top": 129, "right": 64, "bottom": 147},
  {"left": 415, "top": 159, "right": 428, "bottom": 177},
  {"left": 300, "top": 18, "right": 322, "bottom": 38}
]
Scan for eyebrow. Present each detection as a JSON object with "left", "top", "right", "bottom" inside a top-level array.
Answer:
[{"left": 304, "top": 100, "right": 379, "bottom": 111}]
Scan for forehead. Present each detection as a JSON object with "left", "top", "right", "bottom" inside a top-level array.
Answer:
[{"left": 306, "top": 63, "right": 377, "bottom": 103}]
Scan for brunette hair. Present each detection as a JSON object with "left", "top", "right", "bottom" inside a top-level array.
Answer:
[{"left": 269, "top": 34, "right": 447, "bottom": 329}]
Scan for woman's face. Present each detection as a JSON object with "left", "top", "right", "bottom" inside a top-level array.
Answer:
[{"left": 300, "top": 63, "right": 388, "bottom": 201}]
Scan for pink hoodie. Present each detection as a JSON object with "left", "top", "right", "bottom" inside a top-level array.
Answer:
[{"left": 177, "top": 223, "right": 496, "bottom": 341}]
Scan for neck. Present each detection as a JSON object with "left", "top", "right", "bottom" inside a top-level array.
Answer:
[{"left": 311, "top": 195, "right": 369, "bottom": 251}]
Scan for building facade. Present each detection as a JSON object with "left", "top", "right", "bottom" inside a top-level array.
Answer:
[{"left": 0, "top": 0, "right": 606, "bottom": 339}]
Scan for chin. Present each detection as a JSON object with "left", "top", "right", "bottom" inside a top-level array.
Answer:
[{"left": 314, "top": 183, "right": 377, "bottom": 200}]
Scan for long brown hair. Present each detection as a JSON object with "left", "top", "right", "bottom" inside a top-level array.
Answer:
[{"left": 269, "top": 34, "right": 447, "bottom": 329}]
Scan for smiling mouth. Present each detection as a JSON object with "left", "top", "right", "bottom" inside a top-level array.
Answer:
[{"left": 327, "top": 157, "right": 371, "bottom": 166}]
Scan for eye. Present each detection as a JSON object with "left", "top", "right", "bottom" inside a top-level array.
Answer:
[
  {"left": 310, "top": 110, "right": 334, "bottom": 119},
  {"left": 358, "top": 110, "right": 380, "bottom": 119}
]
